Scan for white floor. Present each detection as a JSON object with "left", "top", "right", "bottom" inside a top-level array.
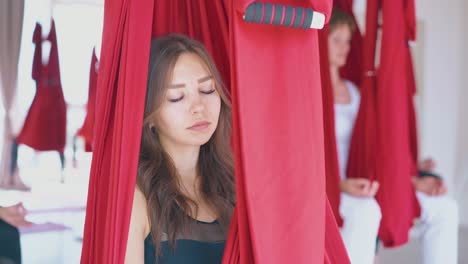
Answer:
[
  {"left": 378, "top": 227, "right": 468, "bottom": 264},
  {"left": 0, "top": 147, "right": 90, "bottom": 264}
]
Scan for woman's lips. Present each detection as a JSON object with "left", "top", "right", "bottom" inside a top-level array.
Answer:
[{"left": 187, "top": 121, "right": 211, "bottom": 131}]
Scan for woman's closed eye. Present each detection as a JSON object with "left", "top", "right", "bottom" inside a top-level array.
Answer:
[
  {"left": 200, "top": 88, "right": 216, "bottom": 95},
  {"left": 167, "top": 85, "right": 216, "bottom": 102},
  {"left": 169, "top": 97, "right": 184, "bottom": 103},
  {"left": 168, "top": 95, "right": 184, "bottom": 102}
]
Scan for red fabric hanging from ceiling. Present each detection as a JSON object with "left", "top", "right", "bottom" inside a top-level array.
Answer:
[
  {"left": 319, "top": 25, "right": 343, "bottom": 226},
  {"left": 151, "top": 1, "right": 230, "bottom": 91},
  {"left": 321, "top": 1, "right": 366, "bottom": 228},
  {"left": 223, "top": 1, "right": 348, "bottom": 263},
  {"left": 373, "top": 0, "right": 420, "bottom": 247},
  {"left": 346, "top": 0, "right": 379, "bottom": 183},
  {"left": 347, "top": 0, "right": 421, "bottom": 247},
  {"left": 333, "top": 0, "right": 363, "bottom": 87},
  {"left": 77, "top": 48, "right": 99, "bottom": 152},
  {"left": 17, "top": 20, "right": 67, "bottom": 152},
  {"left": 405, "top": 0, "right": 420, "bottom": 178},
  {"left": 82, "top": 0, "right": 349, "bottom": 263},
  {"left": 81, "top": 1, "right": 155, "bottom": 262},
  {"left": 324, "top": 199, "right": 350, "bottom": 263}
]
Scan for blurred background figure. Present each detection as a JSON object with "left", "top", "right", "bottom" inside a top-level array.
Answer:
[{"left": 0, "top": 203, "right": 30, "bottom": 264}]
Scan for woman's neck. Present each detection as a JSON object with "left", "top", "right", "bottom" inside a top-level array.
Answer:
[
  {"left": 330, "top": 65, "right": 342, "bottom": 86},
  {"left": 162, "top": 142, "right": 201, "bottom": 194}
]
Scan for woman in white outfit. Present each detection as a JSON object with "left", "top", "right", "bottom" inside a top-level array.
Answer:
[{"left": 329, "top": 9, "right": 458, "bottom": 264}]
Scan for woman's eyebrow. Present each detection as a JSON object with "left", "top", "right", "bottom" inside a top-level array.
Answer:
[
  {"left": 168, "top": 76, "right": 213, "bottom": 89},
  {"left": 198, "top": 75, "right": 213, "bottom": 83},
  {"left": 168, "top": 83, "right": 185, "bottom": 89}
]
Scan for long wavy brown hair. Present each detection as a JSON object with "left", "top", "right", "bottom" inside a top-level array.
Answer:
[{"left": 137, "top": 34, "right": 235, "bottom": 256}]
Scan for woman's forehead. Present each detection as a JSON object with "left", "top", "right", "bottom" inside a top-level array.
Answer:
[{"left": 171, "top": 53, "right": 211, "bottom": 83}]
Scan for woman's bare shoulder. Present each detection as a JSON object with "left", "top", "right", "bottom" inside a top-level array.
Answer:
[{"left": 131, "top": 186, "right": 151, "bottom": 237}]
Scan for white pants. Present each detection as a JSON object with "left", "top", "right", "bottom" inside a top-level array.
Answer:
[
  {"left": 411, "top": 191, "right": 459, "bottom": 264},
  {"left": 340, "top": 193, "right": 382, "bottom": 264}
]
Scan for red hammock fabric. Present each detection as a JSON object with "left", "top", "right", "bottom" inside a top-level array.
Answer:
[
  {"left": 319, "top": 26, "right": 343, "bottom": 226},
  {"left": 346, "top": 0, "right": 379, "bottom": 185},
  {"left": 222, "top": 1, "right": 348, "bottom": 263},
  {"left": 321, "top": 0, "right": 366, "bottom": 229},
  {"left": 81, "top": 1, "right": 154, "bottom": 262},
  {"left": 347, "top": 0, "right": 421, "bottom": 247},
  {"left": 77, "top": 49, "right": 99, "bottom": 152},
  {"left": 17, "top": 20, "right": 67, "bottom": 152},
  {"left": 81, "top": 1, "right": 349, "bottom": 263},
  {"left": 333, "top": 0, "right": 363, "bottom": 87},
  {"left": 374, "top": 0, "right": 420, "bottom": 247}
]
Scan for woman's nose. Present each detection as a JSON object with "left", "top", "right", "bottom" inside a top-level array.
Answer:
[{"left": 190, "top": 95, "right": 205, "bottom": 115}]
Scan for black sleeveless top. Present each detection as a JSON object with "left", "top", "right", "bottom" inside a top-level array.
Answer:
[{"left": 144, "top": 218, "right": 226, "bottom": 264}]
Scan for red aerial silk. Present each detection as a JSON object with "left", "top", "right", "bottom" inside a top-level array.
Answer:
[
  {"left": 81, "top": 1, "right": 154, "bottom": 262},
  {"left": 374, "top": 0, "right": 421, "bottom": 247},
  {"left": 81, "top": 0, "right": 349, "bottom": 263},
  {"left": 77, "top": 49, "right": 99, "bottom": 152},
  {"left": 17, "top": 20, "right": 67, "bottom": 152},
  {"left": 333, "top": 0, "right": 363, "bottom": 87},
  {"left": 346, "top": 0, "right": 379, "bottom": 187},
  {"left": 322, "top": 2, "right": 364, "bottom": 227},
  {"left": 224, "top": 1, "right": 348, "bottom": 263},
  {"left": 319, "top": 26, "right": 343, "bottom": 226},
  {"left": 151, "top": 1, "right": 231, "bottom": 91},
  {"left": 347, "top": 0, "right": 420, "bottom": 247}
]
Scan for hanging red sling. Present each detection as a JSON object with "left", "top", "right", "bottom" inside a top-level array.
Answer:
[
  {"left": 372, "top": 0, "right": 421, "bottom": 247},
  {"left": 81, "top": 1, "right": 349, "bottom": 263},
  {"left": 223, "top": 1, "right": 348, "bottom": 263},
  {"left": 17, "top": 20, "right": 67, "bottom": 152},
  {"left": 347, "top": 0, "right": 421, "bottom": 247},
  {"left": 319, "top": 25, "right": 343, "bottom": 226},
  {"left": 77, "top": 48, "right": 99, "bottom": 152}
]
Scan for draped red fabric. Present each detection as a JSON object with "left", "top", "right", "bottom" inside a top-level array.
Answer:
[
  {"left": 374, "top": 0, "right": 421, "bottom": 247},
  {"left": 405, "top": 0, "right": 420, "bottom": 176},
  {"left": 346, "top": 0, "right": 379, "bottom": 183},
  {"left": 347, "top": 0, "right": 421, "bottom": 247},
  {"left": 82, "top": 0, "right": 348, "bottom": 263},
  {"left": 319, "top": 27, "right": 350, "bottom": 262},
  {"left": 77, "top": 49, "right": 99, "bottom": 152},
  {"left": 151, "top": 1, "right": 230, "bottom": 90},
  {"left": 81, "top": 1, "right": 154, "bottom": 262},
  {"left": 17, "top": 20, "right": 67, "bottom": 152},
  {"left": 324, "top": 199, "right": 350, "bottom": 263},
  {"left": 333, "top": 0, "right": 363, "bottom": 87},
  {"left": 320, "top": 1, "right": 364, "bottom": 227},
  {"left": 318, "top": 26, "right": 343, "bottom": 226},
  {"left": 223, "top": 1, "right": 348, "bottom": 263}
]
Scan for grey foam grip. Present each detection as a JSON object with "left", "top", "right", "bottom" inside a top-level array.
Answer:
[
  {"left": 273, "top": 4, "right": 283, "bottom": 25},
  {"left": 243, "top": 2, "right": 325, "bottom": 30},
  {"left": 254, "top": 2, "right": 263, "bottom": 23},
  {"left": 303, "top": 8, "right": 314, "bottom": 29},
  {"left": 264, "top": 3, "right": 273, "bottom": 24},
  {"left": 283, "top": 5, "right": 293, "bottom": 26},
  {"left": 245, "top": 4, "right": 255, "bottom": 22},
  {"left": 293, "top": 7, "right": 304, "bottom": 28}
]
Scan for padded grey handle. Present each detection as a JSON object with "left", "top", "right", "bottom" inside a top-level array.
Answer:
[{"left": 243, "top": 2, "right": 326, "bottom": 30}]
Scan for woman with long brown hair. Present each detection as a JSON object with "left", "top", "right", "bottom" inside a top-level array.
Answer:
[{"left": 125, "top": 34, "right": 235, "bottom": 263}]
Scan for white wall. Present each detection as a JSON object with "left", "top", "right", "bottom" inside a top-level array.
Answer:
[
  {"left": 455, "top": 0, "right": 468, "bottom": 226},
  {"left": 415, "top": 0, "right": 464, "bottom": 197}
]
